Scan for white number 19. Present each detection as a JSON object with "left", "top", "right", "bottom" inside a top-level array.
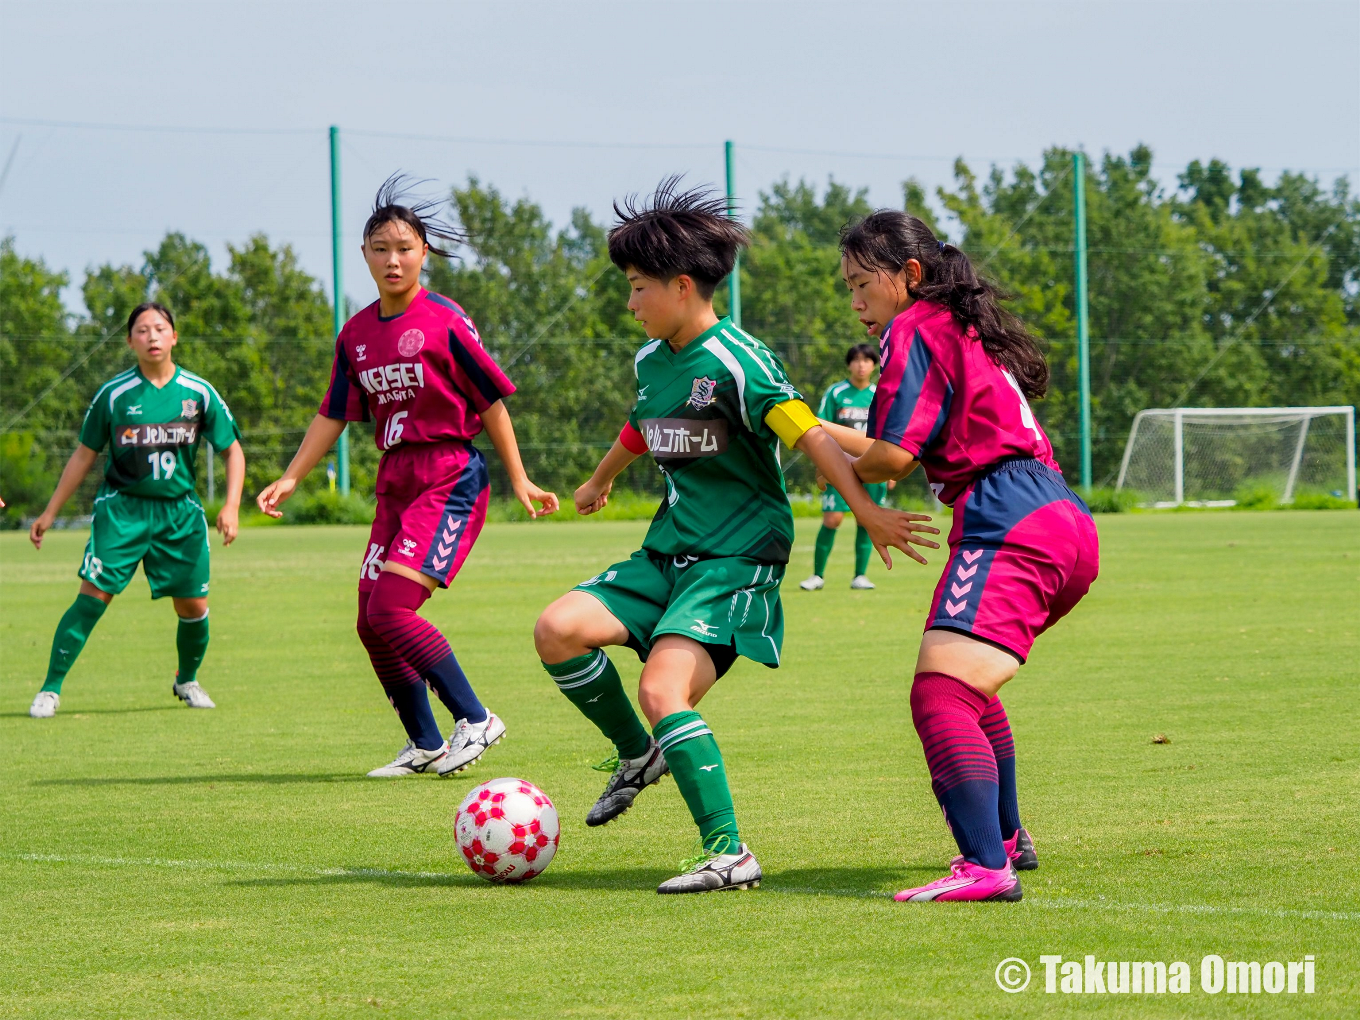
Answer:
[{"left": 147, "top": 451, "right": 177, "bottom": 480}]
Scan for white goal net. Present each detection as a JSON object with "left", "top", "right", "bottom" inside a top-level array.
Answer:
[{"left": 1116, "top": 406, "right": 1356, "bottom": 507}]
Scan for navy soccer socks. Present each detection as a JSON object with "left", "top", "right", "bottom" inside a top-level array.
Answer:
[
  {"left": 366, "top": 572, "right": 488, "bottom": 727},
  {"left": 357, "top": 588, "right": 443, "bottom": 750},
  {"left": 910, "top": 671, "right": 1007, "bottom": 870},
  {"left": 979, "top": 695, "right": 1022, "bottom": 840}
]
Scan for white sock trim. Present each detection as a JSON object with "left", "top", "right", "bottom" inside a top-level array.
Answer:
[{"left": 178, "top": 610, "right": 209, "bottom": 624}]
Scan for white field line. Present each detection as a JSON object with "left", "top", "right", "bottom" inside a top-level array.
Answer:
[{"left": 8, "top": 853, "right": 1360, "bottom": 923}]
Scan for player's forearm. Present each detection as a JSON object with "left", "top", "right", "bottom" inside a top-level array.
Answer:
[
  {"left": 816, "top": 418, "right": 876, "bottom": 457},
  {"left": 281, "top": 415, "right": 347, "bottom": 482},
  {"left": 853, "top": 440, "right": 918, "bottom": 483},
  {"left": 480, "top": 400, "right": 530, "bottom": 485},
  {"left": 43, "top": 445, "right": 98, "bottom": 516},
  {"left": 796, "top": 427, "right": 884, "bottom": 517},
  {"left": 220, "top": 441, "right": 246, "bottom": 508},
  {"left": 590, "top": 438, "right": 640, "bottom": 487}
]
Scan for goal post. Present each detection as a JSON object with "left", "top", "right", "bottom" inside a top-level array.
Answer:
[{"left": 1116, "top": 406, "right": 1356, "bottom": 507}]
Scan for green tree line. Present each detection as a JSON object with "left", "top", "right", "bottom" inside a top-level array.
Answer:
[{"left": 2, "top": 145, "right": 1357, "bottom": 524}]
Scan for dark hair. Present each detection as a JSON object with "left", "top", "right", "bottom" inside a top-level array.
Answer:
[
  {"left": 846, "top": 342, "right": 879, "bottom": 366},
  {"left": 127, "top": 301, "right": 174, "bottom": 335},
  {"left": 840, "top": 210, "right": 1048, "bottom": 398},
  {"left": 363, "top": 173, "right": 465, "bottom": 259},
  {"left": 607, "top": 176, "right": 748, "bottom": 300}
]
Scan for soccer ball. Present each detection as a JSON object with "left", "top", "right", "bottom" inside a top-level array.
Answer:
[{"left": 454, "top": 777, "right": 560, "bottom": 883}]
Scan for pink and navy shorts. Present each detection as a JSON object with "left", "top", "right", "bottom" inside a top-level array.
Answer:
[
  {"left": 927, "top": 456, "right": 1099, "bottom": 662},
  {"left": 358, "top": 440, "right": 489, "bottom": 592}
]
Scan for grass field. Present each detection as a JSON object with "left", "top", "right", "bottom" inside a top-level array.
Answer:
[{"left": 1, "top": 513, "right": 1357, "bottom": 1018}]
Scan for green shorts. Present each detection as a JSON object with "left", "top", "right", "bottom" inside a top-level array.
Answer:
[
  {"left": 574, "top": 549, "right": 786, "bottom": 674},
  {"left": 821, "top": 482, "right": 889, "bottom": 514},
  {"left": 79, "top": 488, "right": 211, "bottom": 599}
]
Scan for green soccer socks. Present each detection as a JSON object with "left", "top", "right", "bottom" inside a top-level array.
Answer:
[
  {"left": 654, "top": 710, "right": 740, "bottom": 852},
  {"left": 176, "top": 611, "right": 210, "bottom": 685},
  {"left": 42, "top": 593, "right": 108, "bottom": 694},
  {"left": 813, "top": 524, "right": 837, "bottom": 577},
  {"left": 545, "top": 649, "right": 651, "bottom": 760},
  {"left": 854, "top": 524, "right": 873, "bottom": 577}
]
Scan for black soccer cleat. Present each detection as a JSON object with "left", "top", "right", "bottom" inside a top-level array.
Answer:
[
  {"left": 586, "top": 739, "right": 668, "bottom": 827},
  {"left": 1012, "top": 827, "right": 1039, "bottom": 871}
]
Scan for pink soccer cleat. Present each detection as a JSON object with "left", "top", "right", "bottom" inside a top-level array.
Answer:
[
  {"left": 950, "top": 827, "right": 1038, "bottom": 871},
  {"left": 894, "top": 860, "right": 1022, "bottom": 902}
]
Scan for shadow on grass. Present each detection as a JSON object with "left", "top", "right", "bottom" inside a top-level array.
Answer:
[
  {"left": 226, "top": 866, "right": 675, "bottom": 892},
  {"left": 1, "top": 706, "right": 180, "bottom": 718},
  {"left": 226, "top": 865, "right": 938, "bottom": 896},
  {"left": 763, "top": 865, "right": 942, "bottom": 899},
  {"left": 32, "top": 773, "right": 368, "bottom": 787}
]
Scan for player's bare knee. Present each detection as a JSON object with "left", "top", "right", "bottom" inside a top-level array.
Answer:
[
  {"left": 533, "top": 599, "right": 579, "bottom": 661},
  {"left": 823, "top": 512, "right": 844, "bottom": 529},
  {"left": 174, "top": 597, "right": 208, "bottom": 620}
]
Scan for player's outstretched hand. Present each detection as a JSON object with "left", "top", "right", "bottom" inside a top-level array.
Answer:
[
  {"left": 515, "top": 479, "right": 559, "bottom": 520},
  {"left": 29, "top": 510, "right": 55, "bottom": 551},
  {"left": 574, "top": 476, "right": 612, "bottom": 516},
  {"left": 216, "top": 504, "right": 240, "bottom": 546},
  {"left": 255, "top": 477, "right": 297, "bottom": 519},
  {"left": 860, "top": 505, "right": 940, "bottom": 568}
]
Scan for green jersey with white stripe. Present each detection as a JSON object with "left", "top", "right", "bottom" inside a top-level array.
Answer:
[
  {"left": 816, "top": 377, "right": 876, "bottom": 433},
  {"left": 628, "top": 318, "right": 801, "bottom": 563},
  {"left": 78, "top": 365, "right": 241, "bottom": 499}
]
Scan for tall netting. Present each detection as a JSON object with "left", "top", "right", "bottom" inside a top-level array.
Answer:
[{"left": 1116, "top": 407, "right": 1357, "bottom": 506}]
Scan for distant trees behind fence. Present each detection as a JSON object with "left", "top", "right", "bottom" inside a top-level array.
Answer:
[{"left": 2, "top": 145, "right": 1357, "bottom": 523}]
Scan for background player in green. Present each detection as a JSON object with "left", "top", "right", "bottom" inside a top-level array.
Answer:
[
  {"left": 801, "top": 343, "right": 894, "bottom": 591},
  {"left": 27, "top": 302, "right": 245, "bottom": 718},
  {"left": 533, "top": 180, "right": 939, "bottom": 894}
]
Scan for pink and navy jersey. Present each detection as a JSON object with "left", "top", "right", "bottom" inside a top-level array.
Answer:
[
  {"left": 867, "top": 301, "right": 1058, "bottom": 505},
  {"left": 319, "top": 289, "right": 515, "bottom": 451}
]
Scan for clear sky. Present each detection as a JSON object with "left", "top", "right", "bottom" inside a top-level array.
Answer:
[{"left": 1, "top": 0, "right": 1357, "bottom": 312}]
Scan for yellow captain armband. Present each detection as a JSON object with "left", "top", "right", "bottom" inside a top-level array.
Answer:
[{"left": 764, "top": 399, "right": 820, "bottom": 447}]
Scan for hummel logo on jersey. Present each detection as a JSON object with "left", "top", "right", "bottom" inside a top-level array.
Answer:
[
  {"left": 690, "top": 620, "right": 720, "bottom": 638},
  {"left": 181, "top": 399, "right": 199, "bottom": 420},
  {"left": 699, "top": 764, "right": 720, "bottom": 772},
  {"left": 355, "top": 344, "right": 368, "bottom": 361},
  {"left": 126, "top": 404, "right": 142, "bottom": 416},
  {"left": 398, "top": 538, "right": 418, "bottom": 557},
  {"left": 687, "top": 376, "right": 717, "bottom": 409}
]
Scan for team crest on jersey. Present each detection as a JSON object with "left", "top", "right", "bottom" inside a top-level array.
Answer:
[
  {"left": 687, "top": 376, "right": 718, "bottom": 409},
  {"left": 181, "top": 399, "right": 199, "bottom": 420},
  {"left": 397, "top": 329, "right": 425, "bottom": 357}
]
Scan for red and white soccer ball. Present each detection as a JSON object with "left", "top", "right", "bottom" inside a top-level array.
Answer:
[{"left": 454, "top": 777, "right": 560, "bottom": 883}]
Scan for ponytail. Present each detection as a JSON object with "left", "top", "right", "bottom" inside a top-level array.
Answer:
[{"left": 839, "top": 210, "right": 1049, "bottom": 399}]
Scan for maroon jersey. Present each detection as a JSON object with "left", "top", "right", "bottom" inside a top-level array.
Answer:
[
  {"left": 867, "top": 300, "right": 1058, "bottom": 506},
  {"left": 320, "top": 290, "right": 515, "bottom": 450}
]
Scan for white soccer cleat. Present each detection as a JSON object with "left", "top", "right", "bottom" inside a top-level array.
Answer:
[
  {"left": 437, "top": 712, "right": 506, "bottom": 776},
  {"left": 799, "top": 575, "right": 825, "bottom": 591},
  {"left": 657, "top": 841, "right": 762, "bottom": 894},
  {"left": 849, "top": 574, "right": 876, "bottom": 590},
  {"left": 367, "top": 739, "right": 450, "bottom": 777},
  {"left": 172, "top": 680, "right": 216, "bottom": 709},
  {"left": 30, "top": 691, "right": 60, "bottom": 718}
]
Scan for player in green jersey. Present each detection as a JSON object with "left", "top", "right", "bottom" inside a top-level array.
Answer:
[
  {"left": 533, "top": 180, "right": 940, "bottom": 893},
  {"left": 28, "top": 302, "right": 245, "bottom": 718},
  {"left": 800, "top": 343, "right": 894, "bottom": 592}
]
